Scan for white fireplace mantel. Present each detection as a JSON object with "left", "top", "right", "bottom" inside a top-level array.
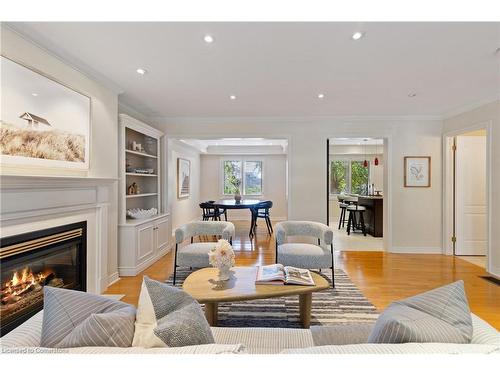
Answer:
[{"left": 0, "top": 174, "right": 118, "bottom": 293}]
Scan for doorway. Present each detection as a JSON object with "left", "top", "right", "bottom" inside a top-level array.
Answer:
[
  {"left": 327, "top": 138, "right": 385, "bottom": 251},
  {"left": 444, "top": 125, "right": 490, "bottom": 271},
  {"left": 453, "top": 129, "right": 488, "bottom": 268}
]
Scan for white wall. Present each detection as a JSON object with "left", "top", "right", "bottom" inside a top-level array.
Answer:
[
  {"left": 167, "top": 139, "right": 201, "bottom": 233},
  {"left": 390, "top": 121, "right": 443, "bottom": 252},
  {"left": 444, "top": 100, "right": 500, "bottom": 277},
  {"left": 1, "top": 26, "right": 120, "bottom": 283},
  {"left": 152, "top": 116, "right": 443, "bottom": 253},
  {"left": 200, "top": 153, "right": 288, "bottom": 221}
]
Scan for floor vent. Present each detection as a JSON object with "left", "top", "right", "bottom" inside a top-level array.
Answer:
[{"left": 480, "top": 276, "right": 500, "bottom": 286}]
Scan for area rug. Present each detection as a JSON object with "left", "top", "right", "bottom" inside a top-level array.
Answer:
[{"left": 166, "top": 268, "right": 379, "bottom": 328}]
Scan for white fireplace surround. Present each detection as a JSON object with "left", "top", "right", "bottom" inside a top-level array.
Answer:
[{"left": 0, "top": 175, "right": 117, "bottom": 294}]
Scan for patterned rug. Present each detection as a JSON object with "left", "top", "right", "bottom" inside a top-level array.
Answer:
[{"left": 166, "top": 268, "right": 379, "bottom": 328}]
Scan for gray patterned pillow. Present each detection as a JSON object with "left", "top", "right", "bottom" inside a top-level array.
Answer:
[
  {"left": 133, "top": 276, "right": 214, "bottom": 347},
  {"left": 368, "top": 280, "right": 473, "bottom": 344},
  {"left": 41, "top": 287, "right": 136, "bottom": 348}
]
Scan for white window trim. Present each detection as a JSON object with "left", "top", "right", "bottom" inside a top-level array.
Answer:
[{"left": 221, "top": 157, "right": 264, "bottom": 197}]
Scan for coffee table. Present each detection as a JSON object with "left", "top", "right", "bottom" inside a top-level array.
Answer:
[{"left": 182, "top": 266, "right": 330, "bottom": 328}]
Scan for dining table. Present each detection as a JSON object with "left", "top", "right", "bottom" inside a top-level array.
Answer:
[{"left": 213, "top": 199, "right": 264, "bottom": 237}]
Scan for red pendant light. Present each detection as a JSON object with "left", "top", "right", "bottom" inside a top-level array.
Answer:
[
  {"left": 363, "top": 139, "right": 368, "bottom": 168},
  {"left": 374, "top": 140, "right": 379, "bottom": 166}
]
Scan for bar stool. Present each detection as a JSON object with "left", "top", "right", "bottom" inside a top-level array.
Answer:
[
  {"left": 346, "top": 205, "right": 367, "bottom": 236},
  {"left": 337, "top": 195, "right": 349, "bottom": 229}
]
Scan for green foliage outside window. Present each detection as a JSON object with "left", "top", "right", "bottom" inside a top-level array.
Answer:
[
  {"left": 330, "top": 160, "right": 347, "bottom": 194},
  {"left": 329, "top": 159, "right": 369, "bottom": 195},
  {"left": 351, "top": 161, "right": 369, "bottom": 195},
  {"left": 223, "top": 161, "right": 242, "bottom": 194}
]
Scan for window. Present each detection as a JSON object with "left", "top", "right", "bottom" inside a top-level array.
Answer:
[
  {"left": 330, "top": 160, "right": 348, "bottom": 194},
  {"left": 244, "top": 161, "right": 263, "bottom": 194},
  {"left": 350, "top": 161, "right": 369, "bottom": 195},
  {"left": 223, "top": 160, "right": 242, "bottom": 194},
  {"left": 223, "top": 160, "right": 263, "bottom": 195},
  {"left": 330, "top": 159, "right": 369, "bottom": 195}
]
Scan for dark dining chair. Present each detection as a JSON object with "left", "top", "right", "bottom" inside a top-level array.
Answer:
[
  {"left": 208, "top": 200, "right": 227, "bottom": 221},
  {"left": 252, "top": 200, "right": 273, "bottom": 235},
  {"left": 199, "top": 202, "right": 219, "bottom": 221}
]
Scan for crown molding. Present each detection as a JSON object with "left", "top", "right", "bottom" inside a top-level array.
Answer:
[
  {"left": 151, "top": 114, "right": 443, "bottom": 126},
  {"left": 118, "top": 102, "right": 156, "bottom": 125},
  {"left": 4, "top": 23, "right": 125, "bottom": 95},
  {"left": 443, "top": 96, "right": 500, "bottom": 120}
]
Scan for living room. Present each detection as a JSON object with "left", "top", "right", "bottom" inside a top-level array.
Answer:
[{"left": 1, "top": 1, "right": 499, "bottom": 374}]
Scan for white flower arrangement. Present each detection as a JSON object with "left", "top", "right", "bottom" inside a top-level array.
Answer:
[{"left": 208, "top": 239, "right": 235, "bottom": 270}]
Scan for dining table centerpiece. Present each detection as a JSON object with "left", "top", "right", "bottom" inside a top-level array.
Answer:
[{"left": 208, "top": 239, "right": 235, "bottom": 281}]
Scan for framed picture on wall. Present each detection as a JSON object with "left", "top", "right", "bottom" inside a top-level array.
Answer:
[
  {"left": 404, "top": 156, "right": 431, "bottom": 187},
  {"left": 177, "top": 158, "right": 191, "bottom": 198},
  {"left": 0, "top": 55, "right": 91, "bottom": 171}
]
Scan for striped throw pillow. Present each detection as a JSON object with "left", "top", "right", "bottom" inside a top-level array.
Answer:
[
  {"left": 41, "top": 287, "right": 136, "bottom": 348},
  {"left": 368, "top": 280, "right": 473, "bottom": 344}
]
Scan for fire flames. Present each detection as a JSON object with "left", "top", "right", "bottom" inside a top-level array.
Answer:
[{"left": 1, "top": 268, "right": 49, "bottom": 304}]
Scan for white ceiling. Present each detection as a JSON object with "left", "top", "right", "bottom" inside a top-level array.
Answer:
[{"left": 7, "top": 22, "right": 500, "bottom": 117}]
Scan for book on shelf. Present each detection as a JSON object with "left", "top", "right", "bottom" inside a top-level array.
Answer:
[{"left": 255, "top": 264, "right": 315, "bottom": 286}]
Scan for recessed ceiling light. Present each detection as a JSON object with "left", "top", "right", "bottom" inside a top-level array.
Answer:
[
  {"left": 317, "top": 93, "right": 325, "bottom": 99},
  {"left": 408, "top": 92, "right": 417, "bottom": 98},
  {"left": 351, "top": 32, "right": 364, "bottom": 40},
  {"left": 31, "top": 93, "right": 38, "bottom": 97},
  {"left": 136, "top": 68, "right": 147, "bottom": 75},
  {"left": 204, "top": 35, "right": 214, "bottom": 43},
  {"left": 229, "top": 95, "right": 237, "bottom": 100}
]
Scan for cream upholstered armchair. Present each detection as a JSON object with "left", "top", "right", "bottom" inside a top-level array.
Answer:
[
  {"left": 275, "top": 221, "right": 335, "bottom": 287},
  {"left": 173, "top": 221, "right": 235, "bottom": 285}
]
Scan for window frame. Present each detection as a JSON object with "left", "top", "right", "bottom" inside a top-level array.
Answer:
[
  {"left": 329, "top": 157, "right": 371, "bottom": 196},
  {"left": 221, "top": 158, "right": 264, "bottom": 197}
]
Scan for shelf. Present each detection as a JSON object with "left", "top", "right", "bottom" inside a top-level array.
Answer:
[
  {"left": 125, "top": 149, "right": 158, "bottom": 159},
  {"left": 126, "top": 193, "right": 158, "bottom": 198},
  {"left": 126, "top": 173, "right": 158, "bottom": 177}
]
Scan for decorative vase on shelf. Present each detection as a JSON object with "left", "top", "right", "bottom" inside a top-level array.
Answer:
[{"left": 208, "top": 239, "right": 235, "bottom": 282}]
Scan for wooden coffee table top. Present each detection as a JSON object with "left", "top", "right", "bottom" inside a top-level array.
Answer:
[{"left": 182, "top": 266, "right": 330, "bottom": 303}]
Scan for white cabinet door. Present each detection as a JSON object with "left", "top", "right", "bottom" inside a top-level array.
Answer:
[
  {"left": 455, "top": 135, "right": 487, "bottom": 255},
  {"left": 137, "top": 224, "right": 155, "bottom": 262},
  {"left": 154, "top": 217, "right": 170, "bottom": 253}
]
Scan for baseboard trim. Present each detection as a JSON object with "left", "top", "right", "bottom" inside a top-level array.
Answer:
[
  {"left": 390, "top": 247, "right": 443, "bottom": 254},
  {"left": 488, "top": 266, "right": 500, "bottom": 279},
  {"left": 107, "top": 272, "right": 120, "bottom": 286}
]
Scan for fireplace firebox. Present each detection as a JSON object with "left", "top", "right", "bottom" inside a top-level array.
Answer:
[{"left": 0, "top": 221, "right": 86, "bottom": 336}]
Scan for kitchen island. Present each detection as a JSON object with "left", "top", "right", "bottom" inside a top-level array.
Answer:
[{"left": 351, "top": 195, "right": 383, "bottom": 237}]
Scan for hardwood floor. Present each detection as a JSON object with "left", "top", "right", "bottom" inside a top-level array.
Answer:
[{"left": 106, "top": 220, "right": 500, "bottom": 329}]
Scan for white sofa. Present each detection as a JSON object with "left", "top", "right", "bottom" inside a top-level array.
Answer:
[{"left": 1, "top": 310, "right": 498, "bottom": 354}]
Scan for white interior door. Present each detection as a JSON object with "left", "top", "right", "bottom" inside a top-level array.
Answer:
[{"left": 455, "top": 135, "right": 487, "bottom": 255}]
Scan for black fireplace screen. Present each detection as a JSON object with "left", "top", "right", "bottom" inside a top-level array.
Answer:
[{"left": 0, "top": 221, "right": 86, "bottom": 336}]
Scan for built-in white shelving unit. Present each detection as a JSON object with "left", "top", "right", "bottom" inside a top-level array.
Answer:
[{"left": 118, "top": 114, "right": 171, "bottom": 276}]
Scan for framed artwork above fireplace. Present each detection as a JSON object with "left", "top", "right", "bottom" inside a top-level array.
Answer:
[{"left": 0, "top": 55, "right": 91, "bottom": 171}]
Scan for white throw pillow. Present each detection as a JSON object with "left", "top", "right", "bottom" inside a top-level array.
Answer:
[
  {"left": 132, "top": 277, "right": 214, "bottom": 348},
  {"left": 132, "top": 280, "right": 167, "bottom": 348}
]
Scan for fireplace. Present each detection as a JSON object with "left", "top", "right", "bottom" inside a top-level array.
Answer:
[{"left": 0, "top": 221, "right": 86, "bottom": 336}]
